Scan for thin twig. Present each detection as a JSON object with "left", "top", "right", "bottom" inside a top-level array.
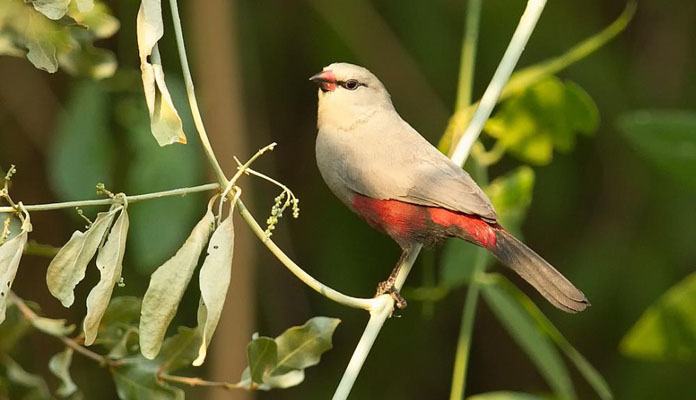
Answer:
[
  {"left": 159, "top": 373, "right": 243, "bottom": 390},
  {"left": 9, "top": 292, "right": 115, "bottom": 367},
  {"left": 0, "top": 183, "right": 220, "bottom": 213}
]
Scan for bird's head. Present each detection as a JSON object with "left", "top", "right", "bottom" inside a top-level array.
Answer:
[{"left": 310, "top": 63, "right": 394, "bottom": 130}]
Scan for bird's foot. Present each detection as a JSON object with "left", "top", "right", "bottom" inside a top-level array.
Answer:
[{"left": 375, "top": 280, "right": 408, "bottom": 310}]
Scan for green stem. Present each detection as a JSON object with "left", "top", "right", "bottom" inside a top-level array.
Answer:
[
  {"left": 167, "top": 0, "right": 228, "bottom": 186},
  {"left": 449, "top": 274, "right": 482, "bottom": 400},
  {"left": 236, "top": 199, "right": 376, "bottom": 310},
  {"left": 455, "top": 0, "right": 482, "bottom": 110},
  {"left": 450, "top": 0, "right": 547, "bottom": 166},
  {"left": 0, "top": 183, "right": 220, "bottom": 213},
  {"left": 449, "top": 158, "right": 489, "bottom": 400},
  {"left": 449, "top": 2, "right": 484, "bottom": 398}
]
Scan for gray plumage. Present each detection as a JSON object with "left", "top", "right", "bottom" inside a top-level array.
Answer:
[{"left": 315, "top": 63, "right": 497, "bottom": 221}]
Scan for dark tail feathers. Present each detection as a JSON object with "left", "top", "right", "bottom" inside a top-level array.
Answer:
[{"left": 491, "top": 229, "right": 590, "bottom": 313}]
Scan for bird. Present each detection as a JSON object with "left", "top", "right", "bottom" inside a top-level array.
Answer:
[{"left": 309, "top": 62, "right": 589, "bottom": 313}]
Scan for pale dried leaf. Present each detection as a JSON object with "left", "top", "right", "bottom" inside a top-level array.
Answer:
[
  {"left": 0, "top": 218, "right": 31, "bottom": 324},
  {"left": 139, "top": 201, "right": 215, "bottom": 359},
  {"left": 31, "top": 0, "right": 71, "bottom": 20},
  {"left": 26, "top": 39, "right": 58, "bottom": 73},
  {"left": 136, "top": 1, "right": 186, "bottom": 146},
  {"left": 49, "top": 348, "right": 78, "bottom": 397},
  {"left": 84, "top": 208, "right": 129, "bottom": 345},
  {"left": 75, "top": 0, "right": 94, "bottom": 13},
  {"left": 32, "top": 316, "right": 75, "bottom": 336},
  {"left": 193, "top": 205, "right": 235, "bottom": 366},
  {"left": 46, "top": 207, "right": 120, "bottom": 308}
]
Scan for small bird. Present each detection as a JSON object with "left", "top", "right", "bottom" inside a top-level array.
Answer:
[{"left": 310, "top": 62, "right": 589, "bottom": 313}]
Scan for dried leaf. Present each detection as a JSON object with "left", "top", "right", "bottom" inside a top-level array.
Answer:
[
  {"left": 193, "top": 204, "right": 235, "bottom": 366},
  {"left": 46, "top": 207, "right": 120, "bottom": 308},
  {"left": 49, "top": 348, "right": 78, "bottom": 397},
  {"left": 139, "top": 201, "right": 215, "bottom": 359},
  {"left": 31, "top": 0, "right": 71, "bottom": 20},
  {"left": 32, "top": 316, "right": 75, "bottom": 336},
  {"left": 2, "top": 356, "right": 51, "bottom": 398},
  {"left": 76, "top": 0, "right": 94, "bottom": 13},
  {"left": 0, "top": 217, "right": 31, "bottom": 324},
  {"left": 84, "top": 207, "right": 130, "bottom": 345},
  {"left": 136, "top": 0, "right": 186, "bottom": 146}
]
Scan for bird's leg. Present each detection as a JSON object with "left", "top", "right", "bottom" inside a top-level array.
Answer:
[{"left": 375, "top": 248, "right": 410, "bottom": 309}]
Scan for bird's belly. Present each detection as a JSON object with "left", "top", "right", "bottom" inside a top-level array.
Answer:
[{"left": 350, "top": 194, "right": 496, "bottom": 249}]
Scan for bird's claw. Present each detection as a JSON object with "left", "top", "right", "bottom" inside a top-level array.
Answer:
[{"left": 375, "top": 281, "right": 408, "bottom": 310}]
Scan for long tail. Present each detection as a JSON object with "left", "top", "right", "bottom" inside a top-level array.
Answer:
[{"left": 490, "top": 229, "right": 590, "bottom": 313}]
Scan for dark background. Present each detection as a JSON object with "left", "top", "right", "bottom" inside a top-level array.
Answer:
[{"left": 1, "top": 0, "right": 694, "bottom": 399}]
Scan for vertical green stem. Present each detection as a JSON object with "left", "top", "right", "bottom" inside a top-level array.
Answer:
[
  {"left": 448, "top": 1, "right": 483, "bottom": 398},
  {"left": 168, "top": 0, "right": 229, "bottom": 186},
  {"left": 455, "top": 0, "right": 482, "bottom": 111},
  {"left": 449, "top": 159, "right": 488, "bottom": 400}
]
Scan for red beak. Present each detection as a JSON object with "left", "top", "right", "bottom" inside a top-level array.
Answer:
[{"left": 309, "top": 70, "right": 337, "bottom": 92}]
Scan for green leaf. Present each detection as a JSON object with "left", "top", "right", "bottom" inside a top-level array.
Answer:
[
  {"left": 112, "top": 327, "right": 200, "bottom": 400},
  {"left": 46, "top": 207, "right": 120, "bottom": 307},
  {"left": 95, "top": 296, "right": 141, "bottom": 356},
  {"left": 84, "top": 207, "right": 130, "bottom": 345},
  {"left": 49, "top": 80, "right": 114, "bottom": 201},
  {"left": 1, "top": 356, "right": 51, "bottom": 399},
  {"left": 112, "top": 363, "right": 183, "bottom": 400},
  {"left": 31, "top": 0, "right": 71, "bottom": 20},
  {"left": 238, "top": 317, "right": 341, "bottom": 390},
  {"left": 193, "top": 203, "right": 235, "bottom": 366},
  {"left": 136, "top": 0, "right": 186, "bottom": 146},
  {"left": 49, "top": 348, "right": 78, "bottom": 397},
  {"left": 481, "top": 276, "right": 576, "bottom": 400},
  {"left": 485, "top": 166, "right": 535, "bottom": 235},
  {"left": 139, "top": 201, "right": 215, "bottom": 359},
  {"left": 0, "top": 1, "right": 118, "bottom": 77},
  {"left": 155, "top": 326, "right": 202, "bottom": 373},
  {"left": 493, "top": 275, "right": 613, "bottom": 400},
  {"left": 0, "top": 217, "right": 30, "bottom": 324},
  {"left": 247, "top": 337, "right": 278, "bottom": 385},
  {"left": 273, "top": 316, "right": 340, "bottom": 371},
  {"left": 0, "top": 304, "right": 31, "bottom": 352},
  {"left": 439, "top": 2, "right": 634, "bottom": 153},
  {"left": 617, "top": 110, "right": 696, "bottom": 187},
  {"left": 620, "top": 272, "right": 696, "bottom": 362},
  {"left": 485, "top": 77, "right": 598, "bottom": 165},
  {"left": 467, "top": 392, "right": 545, "bottom": 400}
]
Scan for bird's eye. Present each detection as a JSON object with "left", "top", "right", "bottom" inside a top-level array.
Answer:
[{"left": 343, "top": 79, "right": 360, "bottom": 90}]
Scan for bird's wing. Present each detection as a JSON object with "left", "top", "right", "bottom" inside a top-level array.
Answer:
[{"left": 341, "top": 119, "right": 497, "bottom": 221}]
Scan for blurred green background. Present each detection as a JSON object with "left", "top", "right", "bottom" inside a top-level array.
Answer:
[{"left": 1, "top": 0, "right": 695, "bottom": 399}]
